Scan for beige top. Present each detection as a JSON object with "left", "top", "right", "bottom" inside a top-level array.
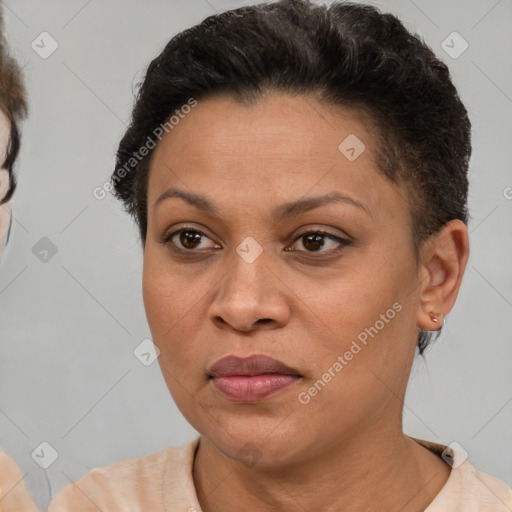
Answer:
[
  {"left": 48, "top": 437, "right": 512, "bottom": 512},
  {"left": 0, "top": 451, "right": 39, "bottom": 512}
]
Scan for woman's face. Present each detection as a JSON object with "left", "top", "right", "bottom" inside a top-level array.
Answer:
[
  {"left": 0, "top": 111, "right": 12, "bottom": 257},
  {"left": 143, "top": 92, "right": 428, "bottom": 466}
]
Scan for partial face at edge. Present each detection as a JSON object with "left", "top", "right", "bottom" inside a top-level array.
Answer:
[
  {"left": 141, "top": 92, "right": 424, "bottom": 466},
  {"left": 0, "top": 111, "right": 12, "bottom": 259}
]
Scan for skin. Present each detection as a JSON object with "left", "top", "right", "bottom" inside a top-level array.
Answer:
[
  {"left": 143, "top": 92, "right": 469, "bottom": 512},
  {"left": 0, "top": 110, "right": 12, "bottom": 258}
]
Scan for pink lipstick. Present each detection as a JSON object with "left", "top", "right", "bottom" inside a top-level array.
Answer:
[{"left": 208, "top": 354, "right": 301, "bottom": 402}]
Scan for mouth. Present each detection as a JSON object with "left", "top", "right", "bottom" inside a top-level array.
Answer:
[{"left": 207, "top": 354, "right": 302, "bottom": 402}]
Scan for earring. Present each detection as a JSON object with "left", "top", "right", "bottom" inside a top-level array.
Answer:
[{"left": 429, "top": 311, "right": 439, "bottom": 323}]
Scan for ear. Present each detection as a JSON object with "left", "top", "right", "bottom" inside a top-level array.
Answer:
[{"left": 416, "top": 219, "right": 470, "bottom": 331}]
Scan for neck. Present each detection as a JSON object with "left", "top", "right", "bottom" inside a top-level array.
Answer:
[{"left": 192, "top": 425, "right": 451, "bottom": 512}]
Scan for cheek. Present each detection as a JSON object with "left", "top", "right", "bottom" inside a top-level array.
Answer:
[
  {"left": 309, "top": 258, "right": 406, "bottom": 348},
  {"left": 143, "top": 248, "right": 191, "bottom": 329},
  {"left": 142, "top": 249, "right": 207, "bottom": 372},
  {"left": 300, "top": 254, "right": 416, "bottom": 401}
]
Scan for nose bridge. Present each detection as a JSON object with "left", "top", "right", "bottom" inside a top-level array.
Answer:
[
  {"left": 209, "top": 237, "right": 290, "bottom": 330},
  {"left": 224, "top": 236, "right": 273, "bottom": 303}
]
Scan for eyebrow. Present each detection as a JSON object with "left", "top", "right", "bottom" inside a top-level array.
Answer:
[{"left": 154, "top": 187, "right": 373, "bottom": 222}]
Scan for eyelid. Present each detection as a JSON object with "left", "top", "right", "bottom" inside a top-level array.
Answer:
[
  {"left": 288, "top": 229, "right": 352, "bottom": 255},
  {"left": 292, "top": 226, "right": 352, "bottom": 243},
  {"left": 160, "top": 223, "right": 352, "bottom": 255},
  {"left": 160, "top": 222, "right": 352, "bottom": 242}
]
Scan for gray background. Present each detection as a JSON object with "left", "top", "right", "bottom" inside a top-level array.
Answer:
[{"left": 0, "top": 0, "right": 511, "bottom": 506}]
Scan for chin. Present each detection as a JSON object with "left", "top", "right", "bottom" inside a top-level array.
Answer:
[{"left": 200, "top": 419, "right": 310, "bottom": 469}]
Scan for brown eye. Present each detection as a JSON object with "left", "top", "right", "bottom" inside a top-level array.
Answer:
[
  {"left": 166, "top": 228, "right": 218, "bottom": 251},
  {"left": 289, "top": 230, "right": 351, "bottom": 254},
  {"left": 177, "top": 230, "right": 203, "bottom": 250},
  {"left": 161, "top": 227, "right": 350, "bottom": 256}
]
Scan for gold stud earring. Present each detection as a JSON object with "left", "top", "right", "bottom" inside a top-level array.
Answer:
[{"left": 429, "top": 311, "right": 439, "bottom": 323}]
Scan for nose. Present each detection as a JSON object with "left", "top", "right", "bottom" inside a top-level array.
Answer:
[{"left": 208, "top": 247, "right": 291, "bottom": 333}]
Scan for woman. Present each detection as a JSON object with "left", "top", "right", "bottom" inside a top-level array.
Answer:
[
  {"left": 0, "top": 4, "right": 39, "bottom": 512},
  {"left": 49, "top": 0, "right": 512, "bottom": 510}
]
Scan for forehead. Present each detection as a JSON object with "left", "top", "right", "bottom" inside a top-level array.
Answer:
[
  {"left": 146, "top": 93, "right": 406, "bottom": 221},
  {"left": 153, "top": 92, "right": 376, "bottom": 158}
]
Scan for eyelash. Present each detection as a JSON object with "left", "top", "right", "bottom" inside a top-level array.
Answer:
[{"left": 160, "top": 226, "right": 352, "bottom": 256}]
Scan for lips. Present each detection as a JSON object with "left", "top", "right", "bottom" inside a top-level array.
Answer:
[
  {"left": 208, "top": 354, "right": 302, "bottom": 402},
  {"left": 208, "top": 354, "right": 301, "bottom": 378}
]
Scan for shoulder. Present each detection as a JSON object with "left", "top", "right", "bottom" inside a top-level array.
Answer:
[
  {"left": 0, "top": 450, "right": 21, "bottom": 480},
  {"left": 443, "top": 461, "right": 512, "bottom": 510},
  {"left": 0, "top": 451, "right": 39, "bottom": 512},
  {"left": 413, "top": 438, "right": 512, "bottom": 511},
  {"left": 48, "top": 440, "right": 199, "bottom": 512}
]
